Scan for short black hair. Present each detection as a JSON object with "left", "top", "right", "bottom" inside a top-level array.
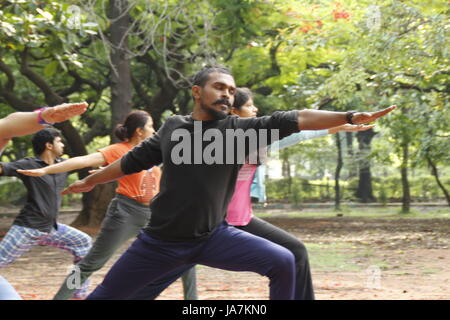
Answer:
[
  {"left": 31, "top": 128, "right": 61, "bottom": 156},
  {"left": 233, "top": 87, "right": 253, "bottom": 110},
  {"left": 192, "top": 66, "right": 232, "bottom": 87}
]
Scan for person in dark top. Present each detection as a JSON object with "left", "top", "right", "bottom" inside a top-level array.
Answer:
[
  {"left": 0, "top": 128, "right": 92, "bottom": 298},
  {"left": 63, "top": 66, "right": 395, "bottom": 300},
  {"left": 0, "top": 103, "right": 86, "bottom": 300}
]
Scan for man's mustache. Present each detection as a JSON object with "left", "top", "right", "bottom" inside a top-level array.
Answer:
[{"left": 212, "top": 99, "right": 231, "bottom": 107}]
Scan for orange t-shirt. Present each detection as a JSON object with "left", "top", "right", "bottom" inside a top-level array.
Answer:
[{"left": 98, "top": 142, "right": 161, "bottom": 205}]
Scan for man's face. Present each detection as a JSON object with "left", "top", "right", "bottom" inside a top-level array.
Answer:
[
  {"left": 193, "top": 72, "right": 236, "bottom": 120},
  {"left": 49, "top": 136, "right": 64, "bottom": 157}
]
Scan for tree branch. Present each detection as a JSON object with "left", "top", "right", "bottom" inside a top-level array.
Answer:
[
  {"left": 0, "top": 58, "right": 15, "bottom": 91},
  {"left": 131, "top": 74, "right": 153, "bottom": 106},
  {"left": 19, "top": 48, "right": 63, "bottom": 105},
  {"left": 0, "top": 58, "right": 38, "bottom": 111},
  {"left": 394, "top": 81, "right": 448, "bottom": 93},
  {"left": 82, "top": 118, "right": 108, "bottom": 145},
  {"left": 245, "top": 40, "right": 283, "bottom": 87}
]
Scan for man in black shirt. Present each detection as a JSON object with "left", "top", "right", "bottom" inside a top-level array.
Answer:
[
  {"left": 0, "top": 128, "right": 92, "bottom": 298},
  {"left": 63, "top": 66, "right": 395, "bottom": 300}
]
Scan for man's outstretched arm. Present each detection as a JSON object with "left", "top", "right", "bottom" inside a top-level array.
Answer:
[
  {"left": 0, "top": 102, "right": 88, "bottom": 151},
  {"left": 297, "top": 105, "right": 396, "bottom": 130},
  {"left": 62, "top": 158, "right": 124, "bottom": 195}
]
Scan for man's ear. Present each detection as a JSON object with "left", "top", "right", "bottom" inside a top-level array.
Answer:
[
  {"left": 45, "top": 141, "right": 53, "bottom": 151},
  {"left": 191, "top": 85, "right": 201, "bottom": 101}
]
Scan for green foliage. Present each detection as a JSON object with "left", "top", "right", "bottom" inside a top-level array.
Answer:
[
  {"left": 0, "top": 174, "right": 82, "bottom": 207},
  {"left": 266, "top": 175, "right": 450, "bottom": 203},
  {"left": 0, "top": 177, "right": 26, "bottom": 206},
  {"left": 0, "top": 1, "right": 97, "bottom": 73},
  {"left": 0, "top": 0, "right": 448, "bottom": 207}
]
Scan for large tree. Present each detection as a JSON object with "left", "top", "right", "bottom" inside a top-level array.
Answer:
[
  {"left": 1, "top": 0, "right": 294, "bottom": 227},
  {"left": 71, "top": 0, "right": 135, "bottom": 228},
  {"left": 272, "top": 0, "right": 448, "bottom": 210},
  {"left": 1, "top": 0, "right": 447, "bottom": 222},
  {"left": 0, "top": 1, "right": 112, "bottom": 225}
]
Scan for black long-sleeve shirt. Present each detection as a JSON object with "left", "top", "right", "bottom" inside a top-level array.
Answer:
[
  {"left": 121, "top": 111, "right": 300, "bottom": 241},
  {"left": 0, "top": 157, "right": 67, "bottom": 232}
]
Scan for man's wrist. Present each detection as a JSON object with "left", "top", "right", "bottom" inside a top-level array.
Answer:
[{"left": 345, "top": 111, "right": 357, "bottom": 125}]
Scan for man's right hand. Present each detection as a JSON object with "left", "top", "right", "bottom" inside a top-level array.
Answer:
[
  {"left": 42, "top": 102, "right": 88, "bottom": 123},
  {"left": 61, "top": 179, "right": 95, "bottom": 194}
]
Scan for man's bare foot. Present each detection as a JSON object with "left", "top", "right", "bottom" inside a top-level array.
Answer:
[{"left": 41, "top": 102, "right": 88, "bottom": 123}]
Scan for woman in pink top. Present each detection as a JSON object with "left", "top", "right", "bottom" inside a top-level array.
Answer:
[{"left": 226, "top": 88, "right": 374, "bottom": 300}]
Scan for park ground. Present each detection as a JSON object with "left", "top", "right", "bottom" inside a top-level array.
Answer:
[{"left": 0, "top": 205, "right": 448, "bottom": 300}]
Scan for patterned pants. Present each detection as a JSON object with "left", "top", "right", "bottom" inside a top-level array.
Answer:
[{"left": 0, "top": 223, "right": 92, "bottom": 298}]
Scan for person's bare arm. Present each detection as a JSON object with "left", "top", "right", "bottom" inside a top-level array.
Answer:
[
  {"left": 0, "top": 139, "right": 11, "bottom": 154},
  {"left": 328, "top": 124, "right": 375, "bottom": 134},
  {"left": 62, "top": 159, "right": 124, "bottom": 194},
  {"left": 298, "top": 106, "right": 396, "bottom": 130},
  {"left": 0, "top": 112, "right": 43, "bottom": 142},
  {"left": 17, "top": 152, "right": 106, "bottom": 177},
  {"left": 0, "top": 102, "right": 88, "bottom": 150}
]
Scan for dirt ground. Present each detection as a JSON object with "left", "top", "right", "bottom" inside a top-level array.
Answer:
[{"left": 0, "top": 210, "right": 449, "bottom": 300}]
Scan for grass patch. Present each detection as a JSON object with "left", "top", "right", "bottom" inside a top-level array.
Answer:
[
  {"left": 391, "top": 271, "right": 413, "bottom": 276},
  {"left": 421, "top": 269, "right": 440, "bottom": 275},
  {"left": 254, "top": 207, "right": 450, "bottom": 220},
  {"left": 305, "top": 242, "right": 380, "bottom": 272}
]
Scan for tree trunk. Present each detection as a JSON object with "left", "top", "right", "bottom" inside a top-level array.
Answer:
[
  {"left": 71, "top": 183, "right": 116, "bottom": 231},
  {"left": 178, "top": 89, "right": 192, "bottom": 116},
  {"left": 109, "top": 0, "right": 133, "bottom": 142},
  {"left": 55, "top": 120, "right": 104, "bottom": 231},
  {"left": 148, "top": 85, "right": 179, "bottom": 128},
  {"left": 426, "top": 155, "right": 450, "bottom": 207},
  {"left": 346, "top": 131, "right": 357, "bottom": 178},
  {"left": 401, "top": 142, "right": 411, "bottom": 213},
  {"left": 133, "top": 53, "right": 184, "bottom": 129},
  {"left": 334, "top": 133, "right": 343, "bottom": 211},
  {"left": 356, "top": 129, "right": 377, "bottom": 202},
  {"left": 72, "top": 0, "right": 132, "bottom": 230},
  {"left": 281, "top": 154, "right": 292, "bottom": 196}
]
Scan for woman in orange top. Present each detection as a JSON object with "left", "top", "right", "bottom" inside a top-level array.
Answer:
[{"left": 18, "top": 110, "right": 196, "bottom": 300}]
